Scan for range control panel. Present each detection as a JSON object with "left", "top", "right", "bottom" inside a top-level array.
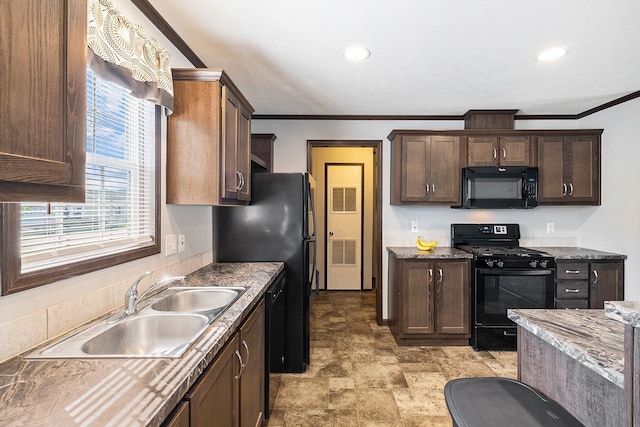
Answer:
[{"left": 479, "top": 225, "right": 507, "bottom": 235}]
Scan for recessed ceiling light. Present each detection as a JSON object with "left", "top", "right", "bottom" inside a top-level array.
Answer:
[
  {"left": 536, "top": 47, "right": 568, "bottom": 62},
  {"left": 343, "top": 46, "right": 371, "bottom": 61}
]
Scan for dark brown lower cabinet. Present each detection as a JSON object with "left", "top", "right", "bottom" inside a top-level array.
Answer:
[
  {"left": 163, "top": 400, "right": 190, "bottom": 427},
  {"left": 388, "top": 255, "right": 470, "bottom": 345},
  {"left": 555, "top": 260, "right": 624, "bottom": 309},
  {"left": 173, "top": 299, "right": 265, "bottom": 427}
]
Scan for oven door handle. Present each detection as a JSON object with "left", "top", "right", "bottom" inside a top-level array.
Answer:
[{"left": 476, "top": 269, "right": 554, "bottom": 276}]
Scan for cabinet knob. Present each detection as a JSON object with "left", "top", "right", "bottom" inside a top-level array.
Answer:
[
  {"left": 501, "top": 147, "right": 506, "bottom": 159},
  {"left": 432, "top": 183, "right": 436, "bottom": 194},
  {"left": 562, "top": 183, "right": 568, "bottom": 196},
  {"left": 492, "top": 148, "right": 497, "bottom": 160},
  {"left": 425, "top": 183, "right": 430, "bottom": 194},
  {"left": 438, "top": 268, "right": 443, "bottom": 282},
  {"left": 592, "top": 269, "right": 598, "bottom": 285},
  {"left": 568, "top": 182, "right": 574, "bottom": 196}
]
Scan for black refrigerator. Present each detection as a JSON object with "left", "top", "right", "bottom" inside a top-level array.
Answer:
[{"left": 214, "top": 172, "right": 316, "bottom": 373}]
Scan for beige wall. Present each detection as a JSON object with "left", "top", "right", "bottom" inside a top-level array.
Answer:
[{"left": 311, "top": 147, "right": 376, "bottom": 290}]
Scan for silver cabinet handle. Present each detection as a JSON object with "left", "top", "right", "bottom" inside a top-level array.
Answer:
[
  {"left": 236, "top": 171, "right": 243, "bottom": 190},
  {"left": 564, "top": 289, "right": 580, "bottom": 293},
  {"left": 428, "top": 268, "right": 433, "bottom": 284},
  {"left": 425, "top": 183, "right": 430, "bottom": 194},
  {"left": 565, "top": 270, "right": 581, "bottom": 274},
  {"left": 438, "top": 268, "right": 443, "bottom": 282},
  {"left": 241, "top": 340, "right": 250, "bottom": 368},
  {"left": 501, "top": 147, "right": 506, "bottom": 159},
  {"left": 432, "top": 183, "right": 436, "bottom": 194},
  {"left": 592, "top": 269, "right": 599, "bottom": 285},
  {"left": 568, "top": 182, "right": 573, "bottom": 196},
  {"left": 234, "top": 350, "right": 244, "bottom": 380},
  {"left": 562, "top": 183, "right": 568, "bottom": 196},
  {"left": 492, "top": 148, "right": 497, "bottom": 160}
]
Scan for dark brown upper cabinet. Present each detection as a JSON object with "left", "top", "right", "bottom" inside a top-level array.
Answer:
[
  {"left": 467, "top": 136, "right": 532, "bottom": 166},
  {"left": 537, "top": 131, "right": 602, "bottom": 205},
  {"left": 167, "top": 69, "right": 254, "bottom": 205},
  {"left": 389, "top": 132, "right": 463, "bottom": 205},
  {"left": 0, "top": 0, "right": 87, "bottom": 202}
]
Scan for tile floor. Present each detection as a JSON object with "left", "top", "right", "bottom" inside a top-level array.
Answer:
[{"left": 266, "top": 290, "right": 518, "bottom": 427}]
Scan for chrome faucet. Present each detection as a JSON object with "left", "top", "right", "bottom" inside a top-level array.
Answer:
[{"left": 123, "top": 271, "right": 187, "bottom": 316}]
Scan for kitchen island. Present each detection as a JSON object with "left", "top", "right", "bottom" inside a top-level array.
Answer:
[
  {"left": 508, "top": 308, "right": 625, "bottom": 427},
  {"left": 0, "top": 262, "right": 283, "bottom": 426}
]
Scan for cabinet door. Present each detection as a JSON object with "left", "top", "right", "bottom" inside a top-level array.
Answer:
[
  {"left": 222, "top": 86, "right": 241, "bottom": 201},
  {"left": 537, "top": 136, "right": 566, "bottom": 202},
  {"left": 401, "top": 262, "right": 435, "bottom": 335},
  {"left": 500, "top": 136, "right": 531, "bottom": 166},
  {"left": 163, "top": 401, "right": 189, "bottom": 427},
  {"left": 237, "top": 106, "right": 252, "bottom": 201},
  {"left": 467, "top": 137, "right": 498, "bottom": 166},
  {"left": 188, "top": 334, "right": 240, "bottom": 427},
  {"left": 429, "top": 136, "right": 461, "bottom": 204},
  {"left": 589, "top": 262, "right": 624, "bottom": 309},
  {"left": 566, "top": 135, "right": 599, "bottom": 203},
  {"left": 400, "top": 137, "right": 429, "bottom": 202},
  {"left": 240, "top": 302, "right": 265, "bottom": 427},
  {"left": 0, "top": 0, "right": 86, "bottom": 202},
  {"left": 435, "top": 261, "right": 470, "bottom": 335}
]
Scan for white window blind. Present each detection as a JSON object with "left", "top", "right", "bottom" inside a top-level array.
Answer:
[{"left": 20, "top": 68, "right": 156, "bottom": 272}]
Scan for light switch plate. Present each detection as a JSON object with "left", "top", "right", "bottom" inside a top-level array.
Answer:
[
  {"left": 178, "top": 234, "right": 185, "bottom": 253},
  {"left": 411, "top": 219, "right": 419, "bottom": 233}
]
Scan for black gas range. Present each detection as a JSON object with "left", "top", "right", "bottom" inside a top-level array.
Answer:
[{"left": 452, "top": 224, "right": 556, "bottom": 351}]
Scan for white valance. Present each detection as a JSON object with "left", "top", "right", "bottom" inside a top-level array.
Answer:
[{"left": 87, "top": 0, "right": 174, "bottom": 113}]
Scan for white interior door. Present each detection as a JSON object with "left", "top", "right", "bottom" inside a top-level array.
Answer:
[{"left": 326, "top": 164, "right": 362, "bottom": 290}]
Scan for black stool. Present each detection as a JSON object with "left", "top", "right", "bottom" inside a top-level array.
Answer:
[{"left": 444, "top": 377, "right": 585, "bottom": 427}]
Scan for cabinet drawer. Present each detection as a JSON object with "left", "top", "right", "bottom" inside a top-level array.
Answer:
[
  {"left": 556, "top": 263, "right": 588, "bottom": 280},
  {"left": 556, "top": 281, "right": 589, "bottom": 299},
  {"left": 556, "top": 299, "right": 589, "bottom": 309}
]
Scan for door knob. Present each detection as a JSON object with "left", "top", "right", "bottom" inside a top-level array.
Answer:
[{"left": 329, "top": 231, "right": 334, "bottom": 237}]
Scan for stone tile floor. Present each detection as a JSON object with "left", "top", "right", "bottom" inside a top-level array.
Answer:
[{"left": 266, "top": 290, "right": 518, "bottom": 426}]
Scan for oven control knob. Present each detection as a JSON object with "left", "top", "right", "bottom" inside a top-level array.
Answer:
[
  {"left": 496, "top": 261, "right": 504, "bottom": 268},
  {"left": 540, "top": 260, "right": 548, "bottom": 268},
  {"left": 529, "top": 260, "right": 538, "bottom": 268},
  {"left": 485, "top": 260, "right": 494, "bottom": 267}
]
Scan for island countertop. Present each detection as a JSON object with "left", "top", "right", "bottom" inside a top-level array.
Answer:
[
  {"left": 0, "top": 262, "right": 283, "bottom": 427},
  {"left": 508, "top": 308, "right": 625, "bottom": 388},
  {"left": 605, "top": 301, "right": 640, "bottom": 328}
]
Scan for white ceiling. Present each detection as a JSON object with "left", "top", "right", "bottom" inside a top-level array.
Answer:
[{"left": 148, "top": 0, "right": 640, "bottom": 116}]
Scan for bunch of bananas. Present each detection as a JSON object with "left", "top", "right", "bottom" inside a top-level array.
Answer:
[{"left": 415, "top": 236, "right": 437, "bottom": 251}]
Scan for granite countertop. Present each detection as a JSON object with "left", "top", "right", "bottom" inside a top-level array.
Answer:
[
  {"left": 0, "top": 262, "right": 283, "bottom": 427},
  {"left": 508, "top": 309, "right": 625, "bottom": 388},
  {"left": 605, "top": 301, "right": 640, "bottom": 328},
  {"left": 532, "top": 247, "right": 627, "bottom": 260},
  {"left": 387, "top": 246, "right": 473, "bottom": 259}
]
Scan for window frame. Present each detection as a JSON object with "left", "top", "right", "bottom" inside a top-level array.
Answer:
[{"left": 0, "top": 107, "right": 161, "bottom": 296}]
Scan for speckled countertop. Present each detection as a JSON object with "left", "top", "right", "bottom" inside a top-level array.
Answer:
[
  {"left": 387, "top": 246, "right": 473, "bottom": 259},
  {"left": 605, "top": 301, "right": 640, "bottom": 328},
  {"left": 0, "top": 262, "right": 283, "bottom": 427},
  {"left": 532, "top": 247, "right": 627, "bottom": 260},
  {"left": 508, "top": 309, "right": 625, "bottom": 388}
]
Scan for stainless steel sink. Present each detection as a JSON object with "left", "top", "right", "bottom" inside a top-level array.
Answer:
[
  {"left": 151, "top": 287, "right": 245, "bottom": 313},
  {"left": 80, "top": 314, "right": 209, "bottom": 356},
  {"left": 25, "top": 286, "right": 248, "bottom": 359}
]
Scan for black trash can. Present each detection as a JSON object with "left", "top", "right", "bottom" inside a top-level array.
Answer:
[{"left": 444, "top": 377, "right": 585, "bottom": 427}]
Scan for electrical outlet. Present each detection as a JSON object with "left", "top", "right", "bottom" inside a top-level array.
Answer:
[
  {"left": 178, "top": 234, "right": 185, "bottom": 253},
  {"left": 411, "top": 219, "right": 419, "bottom": 233},
  {"left": 546, "top": 223, "right": 555, "bottom": 234},
  {"left": 166, "top": 234, "right": 177, "bottom": 256}
]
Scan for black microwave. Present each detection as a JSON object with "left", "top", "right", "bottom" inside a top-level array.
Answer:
[{"left": 461, "top": 166, "right": 538, "bottom": 209}]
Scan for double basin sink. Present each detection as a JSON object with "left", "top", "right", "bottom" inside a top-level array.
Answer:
[{"left": 27, "top": 286, "right": 247, "bottom": 359}]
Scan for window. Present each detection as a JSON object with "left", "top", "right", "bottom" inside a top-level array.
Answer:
[{"left": 1, "top": 69, "right": 160, "bottom": 295}]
